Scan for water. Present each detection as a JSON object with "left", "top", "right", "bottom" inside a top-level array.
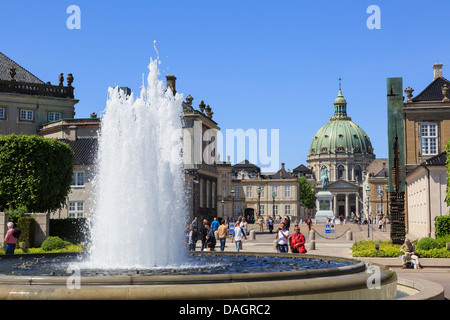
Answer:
[
  {"left": 0, "top": 254, "right": 355, "bottom": 277},
  {"left": 85, "top": 58, "right": 188, "bottom": 269}
]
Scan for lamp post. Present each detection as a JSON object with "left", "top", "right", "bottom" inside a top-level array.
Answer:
[
  {"left": 272, "top": 191, "right": 277, "bottom": 218},
  {"left": 257, "top": 186, "right": 262, "bottom": 218},
  {"left": 221, "top": 198, "right": 225, "bottom": 218},
  {"left": 231, "top": 188, "right": 235, "bottom": 219},
  {"left": 365, "top": 185, "right": 370, "bottom": 237},
  {"left": 384, "top": 184, "right": 390, "bottom": 219},
  {"left": 380, "top": 185, "right": 384, "bottom": 220}
]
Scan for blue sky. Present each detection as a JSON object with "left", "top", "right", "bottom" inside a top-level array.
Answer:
[{"left": 1, "top": 0, "right": 448, "bottom": 171}]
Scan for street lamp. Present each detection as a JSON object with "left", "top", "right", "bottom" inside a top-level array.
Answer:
[
  {"left": 384, "top": 184, "right": 390, "bottom": 219},
  {"left": 365, "top": 184, "right": 370, "bottom": 237},
  {"left": 257, "top": 186, "right": 262, "bottom": 218},
  {"left": 221, "top": 198, "right": 224, "bottom": 218},
  {"left": 231, "top": 188, "right": 235, "bottom": 219},
  {"left": 272, "top": 191, "right": 277, "bottom": 218}
]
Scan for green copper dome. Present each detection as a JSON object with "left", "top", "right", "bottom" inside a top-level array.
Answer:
[{"left": 309, "top": 90, "right": 373, "bottom": 155}]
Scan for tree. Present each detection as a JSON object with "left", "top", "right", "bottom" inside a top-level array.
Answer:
[
  {"left": 0, "top": 135, "right": 74, "bottom": 213},
  {"left": 298, "top": 177, "right": 316, "bottom": 209}
]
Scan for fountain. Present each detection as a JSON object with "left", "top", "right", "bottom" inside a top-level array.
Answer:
[
  {"left": 0, "top": 56, "right": 402, "bottom": 300},
  {"left": 85, "top": 57, "right": 187, "bottom": 270}
]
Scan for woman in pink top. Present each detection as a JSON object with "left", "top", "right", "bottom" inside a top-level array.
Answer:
[{"left": 4, "top": 222, "right": 17, "bottom": 255}]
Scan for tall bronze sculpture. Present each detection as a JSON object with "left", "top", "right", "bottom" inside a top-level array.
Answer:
[{"left": 386, "top": 78, "right": 406, "bottom": 244}]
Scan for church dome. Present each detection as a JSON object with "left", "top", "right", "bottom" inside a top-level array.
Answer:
[{"left": 309, "top": 89, "right": 374, "bottom": 155}]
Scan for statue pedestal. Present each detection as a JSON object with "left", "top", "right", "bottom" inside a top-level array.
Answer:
[{"left": 315, "top": 191, "right": 334, "bottom": 223}]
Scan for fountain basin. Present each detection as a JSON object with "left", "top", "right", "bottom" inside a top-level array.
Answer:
[{"left": 0, "top": 252, "right": 398, "bottom": 300}]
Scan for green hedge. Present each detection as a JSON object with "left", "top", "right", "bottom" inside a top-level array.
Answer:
[
  {"left": 352, "top": 239, "right": 450, "bottom": 258},
  {"left": 41, "top": 236, "right": 72, "bottom": 251},
  {"left": 16, "top": 216, "right": 36, "bottom": 248},
  {"left": 436, "top": 215, "right": 450, "bottom": 238},
  {"left": 49, "top": 218, "right": 89, "bottom": 244}
]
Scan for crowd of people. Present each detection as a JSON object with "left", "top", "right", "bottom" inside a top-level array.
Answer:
[{"left": 186, "top": 215, "right": 307, "bottom": 254}]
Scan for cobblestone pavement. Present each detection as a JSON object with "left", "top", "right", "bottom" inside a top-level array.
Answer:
[{"left": 199, "top": 221, "right": 450, "bottom": 299}]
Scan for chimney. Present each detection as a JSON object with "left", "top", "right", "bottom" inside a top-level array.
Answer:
[
  {"left": 433, "top": 63, "right": 443, "bottom": 80},
  {"left": 68, "top": 126, "right": 77, "bottom": 141},
  {"left": 281, "top": 163, "right": 285, "bottom": 170},
  {"left": 166, "top": 75, "right": 177, "bottom": 96}
]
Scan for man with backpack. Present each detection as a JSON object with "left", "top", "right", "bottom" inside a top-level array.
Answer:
[{"left": 4, "top": 222, "right": 20, "bottom": 255}]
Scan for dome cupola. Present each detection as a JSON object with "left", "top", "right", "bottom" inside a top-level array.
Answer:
[{"left": 309, "top": 88, "right": 373, "bottom": 156}]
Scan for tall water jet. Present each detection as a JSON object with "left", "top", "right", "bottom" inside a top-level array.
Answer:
[{"left": 86, "top": 58, "right": 187, "bottom": 269}]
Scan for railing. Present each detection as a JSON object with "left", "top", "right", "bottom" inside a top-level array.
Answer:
[{"left": 0, "top": 80, "right": 74, "bottom": 99}]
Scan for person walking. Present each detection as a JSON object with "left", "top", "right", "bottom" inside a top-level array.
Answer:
[
  {"left": 187, "top": 226, "right": 196, "bottom": 251},
  {"left": 232, "top": 221, "right": 247, "bottom": 252},
  {"left": 217, "top": 219, "right": 229, "bottom": 251},
  {"left": 200, "top": 219, "right": 208, "bottom": 251},
  {"left": 276, "top": 222, "right": 290, "bottom": 253},
  {"left": 289, "top": 227, "right": 307, "bottom": 253},
  {"left": 205, "top": 223, "right": 216, "bottom": 251},
  {"left": 306, "top": 217, "right": 313, "bottom": 234},
  {"left": 267, "top": 216, "right": 274, "bottom": 234},
  {"left": 4, "top": 222, "right": 18, "bottom": 255},
  {"left": 241, "top": 217, "right": 248, "bottom": 235},
  {"left": 211, "top": 218, "right": 220, "bottom": 232}
]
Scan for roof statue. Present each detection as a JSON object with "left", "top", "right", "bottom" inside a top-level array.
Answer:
[{"left": 320, "top": 166, "right": 329, "bottom": 191}]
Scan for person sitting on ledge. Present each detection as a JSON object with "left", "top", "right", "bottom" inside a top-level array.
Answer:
[
  {"left": 400, "top": 239, "right": 422, "bottom": 269},
  {"left": 289, "top": 227, "right": 307, "bottom": 254}
]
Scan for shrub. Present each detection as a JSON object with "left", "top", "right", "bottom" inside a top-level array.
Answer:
[
  {"left": 436, "top": 234, "right": 450, "bottom": 248},
  {"left": 41, "top": 236, "right": 71, "bottom": 251},
  {"left": 416, "top": 237, "right": 441, "bottom": 251},
  {"left": 17, "top": 216, "right": 36, "bottom": 248},
  {"left": 436, "top": 215, "right": 450, "bottom": 238}
]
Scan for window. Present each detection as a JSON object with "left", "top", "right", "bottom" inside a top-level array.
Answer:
[
  {"left": 48, "top": 112, "right": 61, "bottom": 122},
  {"left": 260, "top": 205, "right": 265, "bottom": 216},
  {"left": 354, "top": 165, "right": 362, "bottom": 181},
  {"left": 20, "top": 110, "right": 33, "bottom": 121},
  {"left": 337, "top": 165, "right": 345, "bottom": 179},
  {"left": 221, "top": 173, "right": 227, "bottom": 178},
  {"left": 284, "top": 186, "right": 291, "bottom": 198},
  {"left": 273, "top": 205, "right": 278, "bottom": 216},
  {"left": 376, "top": 185, "right": 383, "bottom": 197},
  {"left": 246, "top": 186, "right": 252, "bottom": 198},
  {"left": 222, "top": 186, "right": 227, "bottom": 198},
  {"left": 272, "top": 186, "right": 278, "bottom": 197},
  {"left": 72, "top": 171, "right": 85, "bottom": 186},
  {"left": 0, "top": 108, "right": 4, "bottom": 119},
  {"left": 285, "top": 205, "right": 291, "bottom": 216},
  {"left": 260, "top": 186, "right": 265, "bottom": 198},
  {"left": 420, "top": 123, "right": 438, "bottom": 155},
  {"left": 234, "top": 205, "right": 240, "bottom": 216},
  {"left": 234, "top": 186, "right": 240, "bottom": 198},
  {"left": 377, "top": 204, "right": 382, "bottom": 214},
  {"left": 68, "top": 201, "right": 84, "bottom": 218}
]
